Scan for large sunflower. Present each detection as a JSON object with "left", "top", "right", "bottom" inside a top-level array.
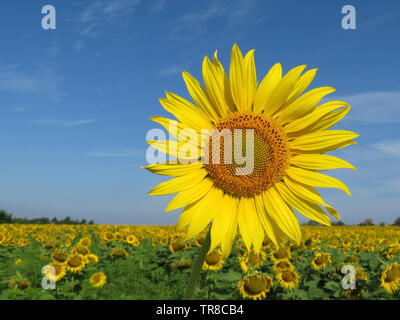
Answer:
[{"left": 144, "top": 43, "right": 357, "bottom": 258}]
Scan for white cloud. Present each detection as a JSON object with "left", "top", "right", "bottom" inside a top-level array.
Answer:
[
  {"left": 28, "top": 118, "right": 96, "bottom": 127},
  {"left": 88, "top": 148, "right": 142, "bottom": 158},
  {"left": 159, "top": 65, "right": 183, "bottom": 76},
  {"left": 372, "top": 139, "right": 400, "bottom": 157},
  {"left": 169, "top": 0, "right": 261, "bottom": 40},
  {"left": 11, "top": 106, "right": 26, "bottom": 113},
  {"left": 78, "top": 0, "right": 141, "bottom": 36},
  {"left": 0, "top": 64, "right": 62, "bottom": 101},
  {"left": 335, "top": 91, "right": 400, "bottom": 123}
]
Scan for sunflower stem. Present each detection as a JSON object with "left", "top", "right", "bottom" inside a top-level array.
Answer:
[{"left": 183, "top": 229, "right": 211, "bottom": 300}]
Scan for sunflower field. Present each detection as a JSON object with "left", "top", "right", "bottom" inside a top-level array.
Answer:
[{"left": 0, "top": 224, "right": 399, "bottom": 300}]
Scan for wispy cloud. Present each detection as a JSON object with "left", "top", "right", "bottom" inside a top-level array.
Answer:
[
  {"left": 158, "top": 64, "right": 183, "bottom": 76},
  {"left": 169, "top": 0, "right": 261, "bottom": 40},
  {"left": 11, "top": 106, "right": 26, "bottom": 113},
  {"left": 88, "top": 148, "right": 142, "bottom": 158},
  {"left": 335, "top": 91, "right": 400, "bottom": 123},
  {"left": 0, "top": 64, "right": 62, "bottom": 101},
  {"left": 78, "top": 0, "right": 141, "bottom": 37},
  {"left": 372, "top": 139, "right": 400, "bottom": 157},
  {"left": 28, "top": 118, "right": 96, "bottom": 127}
]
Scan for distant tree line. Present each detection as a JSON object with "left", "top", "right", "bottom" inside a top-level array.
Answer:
[
  {"left": 303, "top": 217, "right": 400, "bottom": 226},
  {"left": 0, "top": 209, "right": 94, "bottom": 225}
]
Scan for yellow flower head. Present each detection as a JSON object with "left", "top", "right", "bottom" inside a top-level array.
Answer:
[
  {"left": 90, "top": 272, "right": 107, "bottom": 288},
  {"left": 238, "top": 273, "right": 273, "bottom": 300},
  {"left": 145, "top": 44, "right": 357, "bottom": 258}
]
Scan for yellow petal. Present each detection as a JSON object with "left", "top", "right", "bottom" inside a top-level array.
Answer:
[
  {"left": 182, "top": 71, "right": 219, "bottom": 123},
  {"left": 254, "top": 194, "right": 279, "bottom": 247},
  {"left": 237, "top": 197, "right": 264, "bottom": 251},
  {"left": 142, "top": 162, "right": 203, "bottom": 176},
  {"left": 185, "top": 187, "right": 224, "bottom": 240},
  {"left": 263, "top": 186, "right": 302, "bottom": 244},
  {"left": 285, "top": 68, "right": 318, "bottom": 105},
  {"left": 289, "top": 130, "right": 359, "bottom": 152},
  {"left": 147, "top": 140, "right": 203, "bottom": 159},
  {"left": 253, "top": 63, "right": 282, "bottom": 113},
  {"left": 148, "top": 169, "right": 207, "bottom": 196},
  {"left": 202, "top": 56, "right": 229, "bottom": 118},
  {"left": 212, "top": 52, "right": 235, "bottom": 113},
  {"left": 275, "top": 182, "right": 331, "bottom": 226},
  {"left": 149, "top": 116, "right": 200, "bottom": 143},
  {"left": 285, "top": 101, "right": 349, "bottom": 134},
  {"left": 290, "top": 154, "right": 357, "bottom": 171},
  {"left": 295, "top": 107, "right": 352, "bottom": 135},
  {"left": 209, "top": 194, "right": 238, "bottom": 258},
  {"left": 283, "top": 176, "right": 341, "bottom": 219},
  {"left": 286, "top": 166, "right": 352, "bottom": 196},
  {"left": 165, "top": 177, "right": 214, "bottom": 212},
  {"left": 229, "top": 44, "right": 255, "bottom": 112},
  {"left": 278, "top": 87, "right": 336, "bottom": 124},
  {"left": 160, "top": 92, "right": 212, "bottom": 130},
  {"left": 264, "top": 65, "right": 306, "bottom": 117}
]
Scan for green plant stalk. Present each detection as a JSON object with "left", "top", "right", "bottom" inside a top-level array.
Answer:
[{"left": 183, "top": 229, "right": 211, "bottom": 300}]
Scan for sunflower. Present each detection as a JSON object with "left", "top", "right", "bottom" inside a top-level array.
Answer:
[
  {"left": 87, "top": 253, "right": 99, "bottom": 264},
  {"left": 15, "top": 259, "right": 22, "bottom": 266},
  {"left": 239, "top": 249, "right": 267, "bottom": 273},
  {"left": 270, "top": 247, "right": 291, "bottom": 262},
  {"left": 171, "top": 260, "right": 192, "bottom": 271},
  {"left": 169, "top": 240, "right": 187, "bottom": 253},
  {"left": 110, "top": 248, "right": 129, "bottom": 258},
  {"left": 276, "top": 269, "right": 299, "bottom": 289},
  {"left": 238, "top": 273, "right": 273, "bottom": 300},
  {"left": 45, "top": 263, "right": 67, "bottom": 282},
  {"left": 65, "top": 254, "right": 86, "bottom": 273},
  {"left": 144, "top": 43, "right": 357, "bottom": 258},
  {"left": 311, "top": 253, "right": 332, "bottom": 270},
  {"left": 79, "top": 237, "right": 91, "bottom": 247},
  {"left": 202, "top": 249, "right": 224, "bottom": 271},
  {"left": 380, "top": 264, "right": 400, "bottom": 294},
  {"left": 126, "top": 234, "right": 138, "bottom": 244},
  {"left": 273, "top": 259, "right": 294, "bottom": 273},
  {"left": 51, "top": 249, "right": 68, "bottom": 263},
  {"left": 90, "top": 272, "right": 107, "bottom": 288}
]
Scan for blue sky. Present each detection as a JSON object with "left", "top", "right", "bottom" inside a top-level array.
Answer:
[{"left": 0, "top": 0, "right": 399, "bottom": 225}]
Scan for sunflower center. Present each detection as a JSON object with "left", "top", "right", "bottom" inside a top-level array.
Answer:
[
  {"left": 248, "top": 252, "right": 261, "bottom": 266},
  {"left": 68, "top": 256, "right": 83, "bottom": 267},
  {"left": 206, "top": 250, "right": 220, "bottom": 265},
  {"left": 282, "top": 271, "right": 295, "bottom": 282},
  {"left": 204, "top": 112, "right": 290, "bottom": 197},
  {"left": 244, "top": 275, "right": 270, "bottom": 295}
]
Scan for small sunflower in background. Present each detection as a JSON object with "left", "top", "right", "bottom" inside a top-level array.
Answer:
[
  {"left": 275, "top": 269, "right": 299, "bottom": 289},
  {"left": 51, "top": 249, "right": 68, "bottom": 263},
  {"left": 79, "top": 237, "right": 91, "bottom": 247},
  {"left": 110, "top": 248, "right": 129, "bottom": 259},
  {"left": 87, "top": 253, "right": 99, "bottom": 264},
  {"left": 169, "top": 239, "right": 187, "bottom": 253},
  {"left": 144, "top": 43, "right": 357, "bottom": 259},
  {"left": 239, "top": 249, "right": 266, "bottom": 273},
  {"left": 45, "top": 263, "right": 67, "bottom": 282},
  {"left": 14, "top": 259, "right": 22, "bottom": 266},
  {"left": 273, "top": 259, "right": 294, "bottom": 273},
  {"left": 238, "top": 273, "right": 273, "bottom": 300},
  {"left": 66, "top": 254, "right": 86, "bottom": 273},
  {"left": 90, "top": 272, "right": 107, "bottom": 288},
  {"left": 202, "top": 249, "right": 224, "bottom": 271},
  {"left": 311, "top": 253, "right": 332, "bottom": 270},
  {"left": 171, "top": 260, "right": 192, "bottom": 272},
  {"left": 270, "top": 247, "right": 291, "bottom": 262},
  {"left": 380, "top": 264, "right": 400, "bottom": 294}
]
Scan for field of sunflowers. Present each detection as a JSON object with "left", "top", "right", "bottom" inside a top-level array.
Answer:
[{"left": 0, "top": 224, "right": 399, "bottom": 300}]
